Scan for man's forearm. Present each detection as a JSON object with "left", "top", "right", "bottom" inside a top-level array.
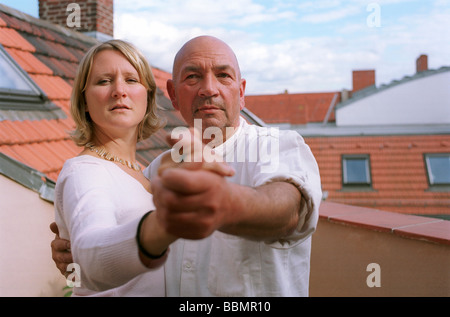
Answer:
[{"left": 219, "top": 181, "right": 302, "bottom": 240}]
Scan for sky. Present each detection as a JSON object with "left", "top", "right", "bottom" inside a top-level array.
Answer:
[{"left": 1, "top": 0, "right": 449, "bottom": 95}]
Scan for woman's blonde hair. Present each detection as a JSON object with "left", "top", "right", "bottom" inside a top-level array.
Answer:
[{"left": 70, "top": 39, "right": 165, "bottom": 146}]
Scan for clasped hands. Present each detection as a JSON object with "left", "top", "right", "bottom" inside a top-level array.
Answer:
[{"left": 154, "top": 128, "right": 236, "bottom": 240}]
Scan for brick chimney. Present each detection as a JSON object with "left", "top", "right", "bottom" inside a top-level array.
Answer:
[
  {"left": 416, "top": 54, "right": 428, "bottom": 73},
  {"left": 38, "top": 0, "right": 113, "bottom": 40},
  {"left": 352, "top": 70, "right": 375, "bottom": 93}
]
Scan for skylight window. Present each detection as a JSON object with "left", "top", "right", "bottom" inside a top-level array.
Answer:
[
  {"left": 342, "top": 154, "right": 372, "bottom": 187},
  {"left": 425, "top": 153, "right": 450, "bottom": 186},
  {"left": 0, "top": 48, "right": 37, "bottom": 92},
  {"left": 0, "top": 44, "right": 65, "bottom": 121}
]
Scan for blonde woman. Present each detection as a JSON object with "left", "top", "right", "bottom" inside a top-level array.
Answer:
[{"left": 54, "top": 39, "right": 175, "bottom": 296}]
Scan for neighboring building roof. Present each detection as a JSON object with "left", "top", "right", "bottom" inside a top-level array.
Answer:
[
  {"left": 244, "top": 91, "right": 340, "bottom": 125},
  {"left": 0, "top": 4, "right": 185, "bottom": 184},
  {"left": 337, "top": 66, "right": 450, "bottom": 109},
  {"left": 307, "top": 134, "right": 450, "bottom": 216},
  {"left": 335, "top": 66, "right": 450, "bottom": 127}
]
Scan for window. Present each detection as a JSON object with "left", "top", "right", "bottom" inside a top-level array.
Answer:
[
  {"left": 342, "top": 154, "right": 372, "bottom": 187},
  {"left": 0, "top": 44, "right": 65, "bottom": 120},
  {"left": 425, "top": 153, "right": 450, "bottom": 187},
  {"left": 0, "top": 48, "right": 37, "bottom": 92}
]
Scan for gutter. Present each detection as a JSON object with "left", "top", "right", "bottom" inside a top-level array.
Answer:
[{"left": 0, "top": 152, "right": 55, "bottom": 203}]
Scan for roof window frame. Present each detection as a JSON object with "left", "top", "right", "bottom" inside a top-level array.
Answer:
[
  {"left": 424, "top": 153, "right": 450, "bottom": 191},
  {"left": 0, "top": 44, "right": 65, "bottom": 120},
  {"left": 341, "top": 154, "right": 374, "bottom": 191}
]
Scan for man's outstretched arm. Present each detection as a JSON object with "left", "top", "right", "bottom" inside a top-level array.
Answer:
[{"left": 152, "top": 167, "right": 302, "bottom": 241}]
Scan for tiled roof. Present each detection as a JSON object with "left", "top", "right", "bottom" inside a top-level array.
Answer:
[
  {"left": 0, "top": 5, "right": 185, "bottom": 182},
  {"left": 307, "top": 134, "right": 450, "bottom": 216},
  {"left": 244, "top": 91, "right": 340, "bottom": 124}
]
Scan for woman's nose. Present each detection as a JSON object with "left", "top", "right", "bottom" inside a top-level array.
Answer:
[{"left": 112, "top": 80, "right": 127, "bottom": 98}]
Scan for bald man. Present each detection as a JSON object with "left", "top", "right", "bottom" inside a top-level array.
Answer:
[{"left": 51, "top": 36, "right": 322, "bottom": 297}]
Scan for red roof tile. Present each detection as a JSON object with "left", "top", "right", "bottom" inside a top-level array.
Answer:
[
  {"left": 0, "top": 11, "right": 33, "bottom": 33},
  {"left": 4, "top": 47, "right": 53, "bottom": 75},
  {"left": 45, "top": 40, "right": 79, "bottom": 62},
  {"left": 39, "top": 56, "right": 77, "bottom": 78},
  {"left": 29, "top": 74, "right": 72, "bottom": 100},
  {"left": 52, "top": 100, "right": 71, "bottom": 116},
  {"left": 306, "top": 134, "right": 450, "bottom": 215},
  {"left": 245, "top": 92, "right": 339, "bottom": 124},
  {"left": 152, "top": 67, "right": 171, "bottom": 99},
  {"left": 0, "top": 26, "right": 35, "bottom": 51},
  {"left": 11, "top": 142, "right": 60, "bottom": 173}
]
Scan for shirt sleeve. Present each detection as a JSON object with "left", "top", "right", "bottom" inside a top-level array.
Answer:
[
  {"left": 251, "top": 129, "right": 322, "bottom": 246},
  {"left": 55, "top": 161, "right": 160, "bottom": 291},
  {"left": 144, "top": 150, "right": 167, "bottom": 180}
]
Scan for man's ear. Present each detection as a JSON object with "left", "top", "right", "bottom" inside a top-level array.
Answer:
[
  {"left": 167, "top": 79, "right": 179, "bottom": 111},
  {"left": 239, "top": 78, "right": 246, "bottom": 111}
]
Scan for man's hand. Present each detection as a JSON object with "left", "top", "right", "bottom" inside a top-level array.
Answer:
[
  {"left": 152, "top": 127, "right": 238, "bottom": 240},
  {"left": 152, "top": 167, "right": 235, "bottom": 240},
  {"left": 49, "top": 222, "right": 73, "bottom": 276}
]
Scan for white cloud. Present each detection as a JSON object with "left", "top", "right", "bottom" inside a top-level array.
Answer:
[
  {"left": 112, "top": 0, "right": 450, "bottom": 95},
  {"left": 300, "top": 5, "right": 362, "bottom": 23},
  {"left": 114, "top": 0, "right": 294, "bottom": 27}
]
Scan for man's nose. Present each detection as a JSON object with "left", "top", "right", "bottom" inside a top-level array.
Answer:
[{"left": 198, "top": 74, "right": 219, "bottom": 97}]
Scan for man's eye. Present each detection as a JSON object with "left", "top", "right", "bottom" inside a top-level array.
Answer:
[{"left": 218, "top": 73, "right": 231, "bottom": 78}]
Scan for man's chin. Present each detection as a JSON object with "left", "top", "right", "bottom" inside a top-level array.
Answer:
[{"left": 193, "top": 115, "right": 226, "bottom": 130}]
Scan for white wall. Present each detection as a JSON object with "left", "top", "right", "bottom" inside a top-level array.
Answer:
[
  {"left": 0, "top": 175, "right": 66, "bottom": 297},
  {"left": 336, "top": 71, "right": 450, "bottom": 126}
]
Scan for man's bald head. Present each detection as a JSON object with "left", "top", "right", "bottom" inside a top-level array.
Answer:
[
  {"left": 172, "top": 35, "right": 242, "bottom": 81},
  {"left": 167, "top": 35, "right": 246, "bottom": 138}
]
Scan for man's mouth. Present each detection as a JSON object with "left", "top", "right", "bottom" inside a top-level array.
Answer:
[
  {"left": 196, "top": 106, "right": 222, "bottom": 115},
  {"left": 198, "top": 105, "right": 219, "bottom": 111}
]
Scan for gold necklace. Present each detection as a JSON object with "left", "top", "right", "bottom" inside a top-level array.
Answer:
[{"left": 86, "top": 142, "right": 141, "bottom": 172}]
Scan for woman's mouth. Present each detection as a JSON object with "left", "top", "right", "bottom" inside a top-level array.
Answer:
[{"left": 111, "top": 104, "right": 130, "bottom": 111}]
